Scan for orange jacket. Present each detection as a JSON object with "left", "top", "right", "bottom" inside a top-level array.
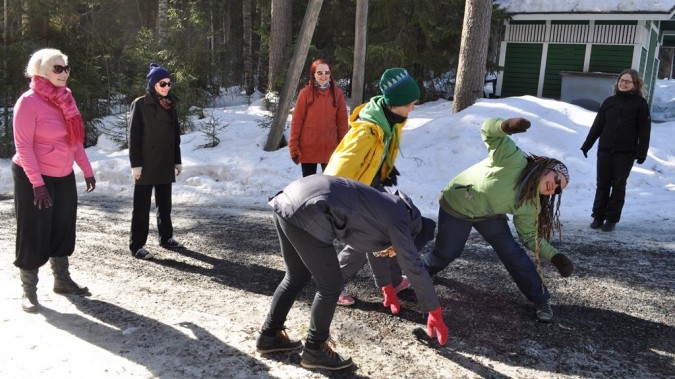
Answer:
[{"left": 289, "top": 85, "right": 348, "bottom": 164}]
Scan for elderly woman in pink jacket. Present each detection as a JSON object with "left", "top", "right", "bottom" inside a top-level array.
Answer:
[{"left": 11, "top": 48, "right": 96, "bottom": 313}]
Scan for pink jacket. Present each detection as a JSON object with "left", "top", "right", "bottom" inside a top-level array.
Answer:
[{"left": 12, "top": 90, "right": 94, "bottom": 187}]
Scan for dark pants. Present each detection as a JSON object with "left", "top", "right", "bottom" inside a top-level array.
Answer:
[
  {"left": 12, "top": 163, "right": 78, "bottom": 270},
  {"left": 261, "top": 214, "right": 343, "bottom": 346},
  {"left": 129, "top": 183, "right": 173, "bottom": 252},
  {"left": 592, "top": 151, "right": 635, "bottom": 223},
  {"left": 423, "top": 208, "right": 550, "bottom": 305},
  {"left": 338, "top": 245, "right": 403, "bottom": 288},
  {"left": 301, "top": 163, "right": 327, "bottom": 178}
]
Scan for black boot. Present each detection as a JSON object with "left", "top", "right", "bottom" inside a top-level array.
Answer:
[
  {"left": 19, "top": 268, "right": 39, "bottom": 313},
  {"left": 590, "top": 219, "right": 603, "bottom": 229},
  {"left": 300, "top": 340, "right": 353, "bottom": 370},
  {"left": 601, "top": 222, "right": 616, "bottom": 232},
  {"left": 50, "top": 257, "right": 89, "bottom": 295},
  {"left": 256, "top": 328, "right": 303, "bottom": 353}
]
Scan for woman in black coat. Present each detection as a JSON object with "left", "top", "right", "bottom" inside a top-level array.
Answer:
[
  {"left": 128, "top": 63, "right": 183, "bottom": 259},
  {"left": 580, "top": 69, "right": 651, "bottom": 232}
]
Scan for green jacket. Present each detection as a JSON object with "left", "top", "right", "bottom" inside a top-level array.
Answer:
[{"left": 440, "top": 118, "right": 558, "bottom": 261}]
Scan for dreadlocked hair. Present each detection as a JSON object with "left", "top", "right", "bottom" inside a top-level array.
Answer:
[{"left": 515, "top": 154, "right": 564, "bottom": 242}]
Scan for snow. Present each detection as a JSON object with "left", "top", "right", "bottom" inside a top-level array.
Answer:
[
  {"left": 494, "top": 0, "right": 675, "bottom": 13},
  {"left": 1, "top": 79, "right": 674, "bottom": 250}
]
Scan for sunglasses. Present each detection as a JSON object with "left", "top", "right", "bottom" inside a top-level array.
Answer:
[
  {"left": 53, "top": 65, "right": 70, "bottom": 74},
  {"left": 158, "top": 81, "right": 172, "bottom": 88},
  {"left": 553, "top": 173, "right": 562, "bottom": 195},
  {"left": 315, "top": 70, "right": 331, "bottom": 76}
]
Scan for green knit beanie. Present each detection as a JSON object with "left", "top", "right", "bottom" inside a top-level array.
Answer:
[{"left": 379, "top": 68, "right": 420, "bottom": 106}]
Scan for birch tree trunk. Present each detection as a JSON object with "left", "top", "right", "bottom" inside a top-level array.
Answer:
[
  {"left": 350, "top": 0, "right": 368, "bottom": 110},
  {"left": 20, "top": 0, "right": 28, "bottom": 36},
  {"left": 157, "top": 0, "right": 168, "bottom": 44},
  {"left": 242, "top": 0, "right": 254, "bottom": 96}
]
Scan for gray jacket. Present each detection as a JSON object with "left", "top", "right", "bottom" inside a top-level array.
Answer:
[{"left": 269, "top": 174, "right": 440, "bottom": 312}]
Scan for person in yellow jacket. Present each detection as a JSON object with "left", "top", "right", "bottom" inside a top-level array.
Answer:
[{"left": 324, "top": 67, "right": 422, "bottom": 307}]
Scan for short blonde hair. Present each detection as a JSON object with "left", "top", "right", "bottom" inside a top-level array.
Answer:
[{"left": 25, "top": 48, "right": 68, "bottom": 78}]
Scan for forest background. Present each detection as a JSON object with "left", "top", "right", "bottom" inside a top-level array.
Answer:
[{"left": 0, "top": 0, "right": 672, "bottom": 158}]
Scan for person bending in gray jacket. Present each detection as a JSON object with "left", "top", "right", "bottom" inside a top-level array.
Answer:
[{"left": 255, "top": 174, "right": 448, "bottom": 371}]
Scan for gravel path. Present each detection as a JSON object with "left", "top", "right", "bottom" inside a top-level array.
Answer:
[{"left": 0, "top": 192, "right": 673, "bottom": 378}]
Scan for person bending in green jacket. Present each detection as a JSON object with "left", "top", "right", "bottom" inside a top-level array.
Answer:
[{"left": 423, "top": 117, "right": 574, "bottom": 323}]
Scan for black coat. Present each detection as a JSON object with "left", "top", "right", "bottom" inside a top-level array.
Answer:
[
  {"left": 581, "top": 90, "right": 651, "bottom": 159},
  {"left": 129, "top": 92, "right": 182, "bottom": 185}
]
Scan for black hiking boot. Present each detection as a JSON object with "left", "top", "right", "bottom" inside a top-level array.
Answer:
[
  {"left": 256, "top": 329, "right": 303, "bottom": 353},
  {"left": 300, "top": 340, "right": 353, "bottom": 370}
]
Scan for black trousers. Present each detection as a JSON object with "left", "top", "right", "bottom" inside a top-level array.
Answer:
[
  {"left": 12, "top": 162, "right": 78, "bottom": 270},
  {"left": 261, "top": 214, "right": 343, "bottom": 346},
  {"left": 592, "top": 151, "right": 635, "bottom": 223},
  {"left": 301, "top": 163, "right": 327, "bottom": 178},
  {"left": 129, "top": 183, "right": 173, "bottom": 252}
]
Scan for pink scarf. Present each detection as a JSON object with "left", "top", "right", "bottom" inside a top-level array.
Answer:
[{"left": 30, "top": 76, "right": 85, "bottom": 145}]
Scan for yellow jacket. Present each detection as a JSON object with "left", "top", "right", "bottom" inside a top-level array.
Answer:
[{"left": 324, "top": 97, "right": 403, "bottom": 185}]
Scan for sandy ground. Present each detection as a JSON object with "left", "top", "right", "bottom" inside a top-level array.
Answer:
[{"left": 0, "top": 192, "right": 673, "bottom": 379}]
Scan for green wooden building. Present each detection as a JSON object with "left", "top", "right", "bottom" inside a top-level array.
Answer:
[{"left": 494, "top": 1, "right": 675, "bottom": 109}]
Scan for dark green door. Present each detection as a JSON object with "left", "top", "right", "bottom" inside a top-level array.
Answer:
[
  {"left": 589, "top": 45, "right": 633, "bottom": 73},
  {"left": 543, "top": 44, "right": 585, "bottom": 99},
  {"left": 502, "top": 43, "right": 543, "bottom": 97}
]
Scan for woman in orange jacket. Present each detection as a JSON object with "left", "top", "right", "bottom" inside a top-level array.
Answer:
[{"left": 289, "top": 59, "right": 349, "bottom": 177}]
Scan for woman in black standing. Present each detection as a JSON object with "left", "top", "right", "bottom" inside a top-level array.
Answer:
[
  {"left": 128, "top": 63, "right": 183, "bottom": 259},
  {"left": 581, "top": 69, "right": 651, "bottom": 232}
]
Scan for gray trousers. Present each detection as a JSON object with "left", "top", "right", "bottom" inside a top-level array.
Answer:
[{"left": 338, "top": 245, "right": 403, "bottom": 288}]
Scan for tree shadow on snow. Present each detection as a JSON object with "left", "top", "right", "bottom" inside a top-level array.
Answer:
[
  {"left": 150, "top": 248, "right": 286, "bottom": 296},
  {"left": 40, "top": 297, "right": 288, "bottom": 378}
]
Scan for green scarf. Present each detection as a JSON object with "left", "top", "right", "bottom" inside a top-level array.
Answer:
[{"left": 357, "top": 96, "right": 399, "bottom": 168}]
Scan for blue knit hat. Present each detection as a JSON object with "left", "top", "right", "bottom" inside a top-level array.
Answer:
[
  {"left": 147, "top": 63, "right": 171, "bottom": 89},
  {"left": 379, "top": 68, "right": 420, "bottom": 106}
]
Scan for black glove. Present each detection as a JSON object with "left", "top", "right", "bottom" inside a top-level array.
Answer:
[
  {"left": 500, "top": 118, "right": 531, "bottom": 134},
  {"left": 289, "top": 148, "right": 301, "bottom": 165},
  {"left": 33, "top": 185, "right": 53, "bottom": 210},
  {"left": 551, "top": 253, "right": 574, "bottom": 278},
  {"left": 85, "top": 176, "right": 96, "bottom": 192},
  {"left": 381, "top": 166, "right": 400, "bottom": 187},
  {"left": 636, "top": 156, "right": 646, "bottom": 164},
  {"left": 581, "top": 148, "right": 588, "bottom": 158}
]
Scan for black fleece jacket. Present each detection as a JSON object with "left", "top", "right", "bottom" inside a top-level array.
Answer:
[{"left": 581, "top": 90, "right": 651, "bottom": 159}]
